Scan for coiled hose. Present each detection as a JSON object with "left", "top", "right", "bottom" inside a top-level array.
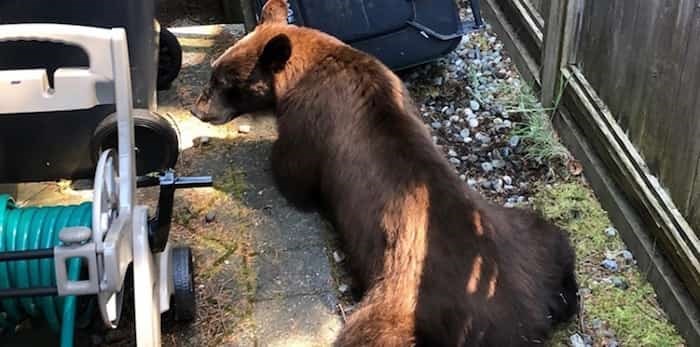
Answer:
[{"left": 0, "top": 194, "right": 92, "bottom": 347}]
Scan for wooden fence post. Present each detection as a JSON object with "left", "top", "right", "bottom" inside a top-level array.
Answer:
[{"left": 541, "top": 0, "right": 582, "bottom": 107}]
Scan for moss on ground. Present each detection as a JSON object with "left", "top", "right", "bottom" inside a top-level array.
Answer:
[
  {"left": 214, "top": 167, "right": 247, "bottom": 198},
  {"left": 533, "top": 182, "right": 685, "bottom": 347}
]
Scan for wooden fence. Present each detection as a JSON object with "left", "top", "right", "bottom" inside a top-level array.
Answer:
[{"left": 480, "top": 0, "right": 700, "bottom": 344}]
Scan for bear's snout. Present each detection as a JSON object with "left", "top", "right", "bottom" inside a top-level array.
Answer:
[{"left": 190, "top": 88, "right": 232, "bottom": 125}]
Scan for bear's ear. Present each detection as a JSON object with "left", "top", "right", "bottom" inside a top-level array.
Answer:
[
  {"left": 260, "top": 0, "right": 288, "bottom": 25},
  {"left": 259, "top": 34, "right": 292, "bottom": 72}
]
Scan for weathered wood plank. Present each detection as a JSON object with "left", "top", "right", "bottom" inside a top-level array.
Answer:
[
  {"left": 560, "top": 0, "right": 584, "bottom": 67},
  {"left": 562, "top": 66, "right": 700, "bottom": 304},
  {"left": 553, "top": 108, "right": 700, "bottom": 347},
  {"left": 522, "top": 0, "right": 545, "bottom": 29},
  {"left": 527, "top": 0, "right": 543, "bottom": 14},
  {"left": 593, "top": 1, "right": 628, "bottom": 122},
  {"left": 540, "top": 0, "right": 569, "bottom": 107},
  {"left": 665, "top": 2, "right": 700, "bottom": 223},
  {"left": 615, "top": 1, "right": 661, "bottom": 146},
  {"left": 634, "top": 0, "right": 684, "bottom": 183},
  {"left": 602, "top": 0, "right": 641, "bottom": 124},
  {"left": 510, "top": 0, "right": 545, "bottom": 47},
  {"left": 578, "top": 0, "right": 614, "bottom": 98}
]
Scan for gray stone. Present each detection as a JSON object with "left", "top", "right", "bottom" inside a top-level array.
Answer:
[
  {"left": 470, "top": 100, "right": 480, "bottom": 111},
  {"left": 612, "top": 277, "right": 629, "bottom": 290},
  {"left": 481, "top": 162, "right": 494, "bottom": 172},
  {"left": 448, "top": 149, "right": 458, "bottom": 157},
  {"left": 332, "top": 251, "right": 345, "bottom": 263},
  {"left": 468, "top": 118, "right": 479, "bottom": 128},
  {"left": 503, "top": 175, "right": 513, "bottom": 185},
  {"left": 492, "top": 179, "right": 504, "bottom": 192},
  {"left": 500, "top": 147, "right": 512, "bottom": 158},
  {"left": 492, "top": 159, "right": 506, "bottom": 169},
  {"left": 621, "top": 250, "right": 635, "bottom": 265},
  {"left": 205, "top": 211, "right": 217, "bottom": 223},
  {"left": 431, "top": 122, "right": 442, "bottom": 129},
  {"left": 495, "top": 69, "right": 508, "bottom": 79},
  {"left": 464, "top": 108, "right": 476, "bottom": 119},
  {"left": 449, "top": 158, "right": 462, "bottom": 165},
  {"left": 509, "top": 135, "right": 521, "bottom": 148},
  {"left": 569, "top": 334, "right": 586, "bottom": 347},
  {"left": 460, "top": 128, "right": 470, "bottom": 139},
  {"left": 601, "top": 259, "right": 619, "bottom": 272},
  {"left": 194, "top": 136, "right": 211, "bottom": 147},
  {"left": 475, "top": 132, "right": 491, "bottom": 144},
  {"left": 605, "top": 227, "right": 618, "bottom": 237}
]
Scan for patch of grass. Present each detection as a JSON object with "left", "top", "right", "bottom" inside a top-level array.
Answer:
[
  {"left": 214, "top": 167, "right": 247, "bottom": 198},
  {"left": 533, "top": 182, "right": 616, "bottom": 259},
  {"left": 533, "top": 182, "right": 685, "bottom": 347},
  {"left": 500, "top": 81, "right": 571, "bottom": 165}
]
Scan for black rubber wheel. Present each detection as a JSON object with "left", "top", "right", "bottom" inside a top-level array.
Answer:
[
  {"left": 157, "top": 27, "right": 182, "bottom": 91},
  {"left": 91, "top": 109, "right": 180, "bottom": 175},
  {"left": 241, "top": 0, "right": 258, "bottom": 33},
  {"left": 171, "top": 246, "right": 196, "bottom": 322}
]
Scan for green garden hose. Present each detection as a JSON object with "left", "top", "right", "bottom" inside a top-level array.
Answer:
[{"left": 0, "top": 194, "right": 91, "bottom": 347}]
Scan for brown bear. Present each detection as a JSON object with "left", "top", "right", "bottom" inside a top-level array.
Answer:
[{"left": 191, "top": 1, "right": 579, "bottom": 345}]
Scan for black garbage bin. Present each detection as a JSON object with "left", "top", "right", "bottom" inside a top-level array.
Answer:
[
  {"left": 0, "top": 0, "right": 180, "bottom": 183},
  {"left": 238, "top": 0, "right": 485, "bottom": 71}
]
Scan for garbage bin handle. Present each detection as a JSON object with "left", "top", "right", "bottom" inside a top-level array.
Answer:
[{"left": 0, "top": 23, "right": 123, "bottom": 80}]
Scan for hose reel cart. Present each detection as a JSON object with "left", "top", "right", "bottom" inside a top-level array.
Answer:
[{"left": 0, "top": 23, "right": 212, "bottom": 347}]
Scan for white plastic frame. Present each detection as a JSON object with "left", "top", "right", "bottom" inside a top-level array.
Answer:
[{"left": 0, "top": 23, "right": 172, "bottom": 346}]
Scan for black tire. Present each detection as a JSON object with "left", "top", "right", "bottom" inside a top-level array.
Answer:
[
  {"left": 91, "top": 109, "right": 180, "bottom": 175},
  {"left": 157, "top": 27, "right": 182, "bottom": 91},
  {"left": 171, "top": 246, "right": 196, "bottom": 322},
  {"left": 241, "top": 0, "right": 259, "bottom": 33}
]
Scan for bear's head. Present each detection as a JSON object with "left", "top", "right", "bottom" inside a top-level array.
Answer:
[{"left": 191, "top": 0, "right": 292, "bottom": 125}]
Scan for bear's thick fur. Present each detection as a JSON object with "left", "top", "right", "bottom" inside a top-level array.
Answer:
[{"left": 191, "top": 1, "right": 579, "bottom": 345}]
